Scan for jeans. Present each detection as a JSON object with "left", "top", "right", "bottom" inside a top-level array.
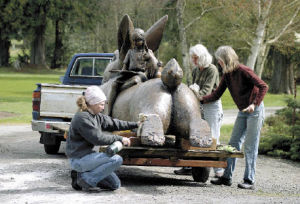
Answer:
[
  {"left": 202, "top": 99, "right": 223, "bottom": 174},
  {"left": 223, "top": 102, "right": 265, "bottom": 183},
  {"left": 70, "top": 152, "right": 123, "bottom": 189}
]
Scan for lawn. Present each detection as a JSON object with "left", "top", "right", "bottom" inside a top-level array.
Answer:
[
  {"left": 0, "top": 66, "right": 298, "bottom": 124},
  {"left": 0, "top": 67, "right": 64, "bottom": 124},
  {"left": 221, "top": 88, "right": 298, "bottom": 109},
  {"left": 220, "top": 124, "right": 234, "bottom": 144}
]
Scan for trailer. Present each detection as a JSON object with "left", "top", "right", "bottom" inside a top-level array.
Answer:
[
  {"left": 51, "top": 122, "right": 243, "bottom": 183},
  {"left": 99, "top": 132, "right": 243, "bottom": 183}
]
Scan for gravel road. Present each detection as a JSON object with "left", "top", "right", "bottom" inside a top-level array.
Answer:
[{"left": 0, "top": 124, "right": 299, "bottom": 204}]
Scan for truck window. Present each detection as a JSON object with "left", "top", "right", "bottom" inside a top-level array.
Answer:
[
  {"left": 94, "top": 58, "right": 111, "bottom": 76},
  {"left": 70, "top": 58, "right": 93, "bottom": 76},
  {"left": 70, "top": 57, "right": 111, "bottom": 77}
]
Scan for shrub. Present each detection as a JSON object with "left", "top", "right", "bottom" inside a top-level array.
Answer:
[{"left": 259, "top": 98, "right": 300, "bottom": 161}]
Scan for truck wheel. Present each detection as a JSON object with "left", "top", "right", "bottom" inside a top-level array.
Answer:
[
  {"left": 192, "top": 167, "right": 211, "bottom": 182},
  {"left": 44, "top": 142, "right": 61, "bottom": 154}
]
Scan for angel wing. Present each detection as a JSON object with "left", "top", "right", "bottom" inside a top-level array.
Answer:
[
  {"left": 145, "top": 15, "right": 168, "bottom": 52},
  {"left": 118, "top": 14, "right": 134, "bottom": 62}
]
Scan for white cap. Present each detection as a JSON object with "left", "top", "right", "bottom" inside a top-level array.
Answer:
[{"left": 85, "top": 86, "right": 107, "bottom": 105}]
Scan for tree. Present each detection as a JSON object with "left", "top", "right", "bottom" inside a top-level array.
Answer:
[
  {"left": 176, "top": 0, "right": 190, "bottom": 83},
  {"left": 0, "top": 0, "right": 25, "bottom": 66},
  {"left": 269, "top": 33, "right": 300, "bottom": 94},
  {"left": 48, "top": 0, "right": 73, "bottom": 68},
  {"left": 23, "top": 0, "right": 51, "bottom": 67},
  {"left": 246, "top": 0, "right": 300, "bottom": 78},
  {"left": 201, "top": 0, "right": 300, "bottom": 80},
  {"left": 174, "top": 0, "right": 222, "bottom": 84}
]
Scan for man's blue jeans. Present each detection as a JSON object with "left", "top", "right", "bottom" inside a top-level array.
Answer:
[
  {"left": 223, "top": 102, "right": 265, "bottom": 183},
  {"left": 70, "top": 152, "right": 123, "bottom": 189}
]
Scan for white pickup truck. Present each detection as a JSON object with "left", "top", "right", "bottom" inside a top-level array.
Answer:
[{"left": 31, "top": 53, "right": 114, "bottom": 154}]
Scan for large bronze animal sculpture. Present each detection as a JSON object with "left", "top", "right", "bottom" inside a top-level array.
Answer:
[{"left": 100, "top": 15, "right": 212, "bottom": 148}]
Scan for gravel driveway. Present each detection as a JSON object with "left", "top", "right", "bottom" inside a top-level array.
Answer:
[{"left": 0, "top": 124, "right": 299, "bottom": 204}]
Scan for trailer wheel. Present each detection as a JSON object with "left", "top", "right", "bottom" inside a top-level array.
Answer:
[
  {"left": 192, "top": 167, "right": 211, "bottom": 182},
  {"left": 44, "top": 142, "right": 61, "bottom": 154}
]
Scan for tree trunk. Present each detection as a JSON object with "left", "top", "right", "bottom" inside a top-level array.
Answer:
[
  {"left": 30, "top": 24, "right": 47, "bottom": 67},
  {"left": 255, "top": 43, "right": 270, "bottom": 78},
  {"left": 176, "top": 0, "right": 191, "bottom": 85},
  {"left": 270, "top": 49, "right": 294, "bottom": 94},
  {"left": 0, "top": 35, "right": 10, "bottom": 66},
  {"left": 286, "top": 62, "right": 295, "bottom": 94},
  {"left": 246, "top": 0, "right": 272, "bottom": 71},
  {"left": 51, "top": 19, "right": 63, "bottom": 69},
  {"left": 246, "top": 20, "right": 266, "bottom": 70}
]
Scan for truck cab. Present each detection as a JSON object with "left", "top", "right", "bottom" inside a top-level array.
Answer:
[
  {"left": 63, "top": 53, "right": 114, "bottom": 85},
  {"left": 31, "top": 53, "right": 114, "bottom": 154}
]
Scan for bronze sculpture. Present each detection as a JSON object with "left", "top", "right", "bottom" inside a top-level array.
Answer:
[{"left": 100, "top": 15, "right": 212, "bottom": 148}]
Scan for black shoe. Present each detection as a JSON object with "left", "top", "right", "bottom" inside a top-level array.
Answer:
[
  {"left": 77, "top": 173, "right": 93, "bottom": 192},
  {"left": 174, "top": 167, "right": 192, "bottom": 175},
  {"left": 71, "top": 170, "right": 82, "bottom": 191},
  {"left": 238, "top": 179, "right": 255, "bottom": 190},
  {"left": 210, "top": 177, "right": 232, "bottom": 186}
]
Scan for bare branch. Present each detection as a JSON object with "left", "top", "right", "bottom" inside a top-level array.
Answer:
[
  {"left": 267, "top": 7, "right": 300, "bottom": 44},
  {"left": 237, "top": 47, "right": 251, "bottom": 51},
  {"left": 258, "top": 0, "right": 261, "bottom": 18},
  {"left": 262, "top": 0, "right": 273, "bottom": 19},
  {"left": 184, "top": 6, "right": 223, "bottom": 30},
  {"left": 246, "top": 40, "right": 253, "bottom": 47},
  {"left": 283, "top": 0, "right": 300, "bottom": 9},
  {"left": 182, "top": 0, "right": 186, "bottom": 14}
]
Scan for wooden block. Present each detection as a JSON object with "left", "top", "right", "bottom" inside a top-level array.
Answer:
[
  {"left": 113, "top": 130, "right": 137, "bottom": 138},
  {"left": 180, "top": 138, "right": 217, "bottom": 151},
  {"left": 129, "top": 137, "right": 141, "bottom": 146}
]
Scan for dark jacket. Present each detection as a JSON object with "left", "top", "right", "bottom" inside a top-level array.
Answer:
[
  {"left": 203, "top": 64, "right": 268, "bottom": 111},
  {"left": 66, "top": 111, "right": 138, "bottom": 158}
]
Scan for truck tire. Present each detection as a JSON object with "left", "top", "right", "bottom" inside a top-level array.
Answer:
[
  {"left": 192, "top": 167, "right": 211, "bottom": 182},
  {"left": 44, "top": 141, "right": 61, "bottom": 154}
]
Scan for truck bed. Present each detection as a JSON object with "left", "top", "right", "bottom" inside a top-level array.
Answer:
[{"left": 39, "top": 83, "right": 88, "bottom": 118}]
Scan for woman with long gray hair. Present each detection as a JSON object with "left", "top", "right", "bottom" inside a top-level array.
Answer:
[
  {"left": 174, "top": 44, "right": 223, "bottom": 177},
  {"left": 200, "top": 46, "right": 268, "bottom": 189}
]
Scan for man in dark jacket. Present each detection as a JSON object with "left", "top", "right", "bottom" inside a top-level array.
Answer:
[{"left": 66, "top": 86, "right": 138, "bottom": 191}]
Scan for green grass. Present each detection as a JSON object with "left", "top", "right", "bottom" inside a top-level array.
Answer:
[
  {"left": 221, "top": 88, "right": 298, "bottom": 110},
  {"left": 0, "top": 67, "right": 64, "bottom": 124},
  {"left": 220, "top": 124, "right": 233, "bottom": 144}
]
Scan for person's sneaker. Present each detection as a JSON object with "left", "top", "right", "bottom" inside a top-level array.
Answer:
[
  {"left": 174, "top": 167, "right": 192, "bottom": 175},
  {"left": 71, "top": 170, "right": 82, "bottom": 191},
  {"left": 238, "top": 180, "right": 255, "bottom": 190},
  {"left": 210, "top": 177, "right": 232, "bottom": 186}
]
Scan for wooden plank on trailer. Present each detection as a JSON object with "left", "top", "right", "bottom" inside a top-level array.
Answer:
[
  {"left": 118, "top": 147, "right": 244, "bottom": 159},
  {"left": 122, "top": 158, "right": 227, "bottom": 168},
  {"left": 99, "top": 146, "right": 244, "bottom": 159}
]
